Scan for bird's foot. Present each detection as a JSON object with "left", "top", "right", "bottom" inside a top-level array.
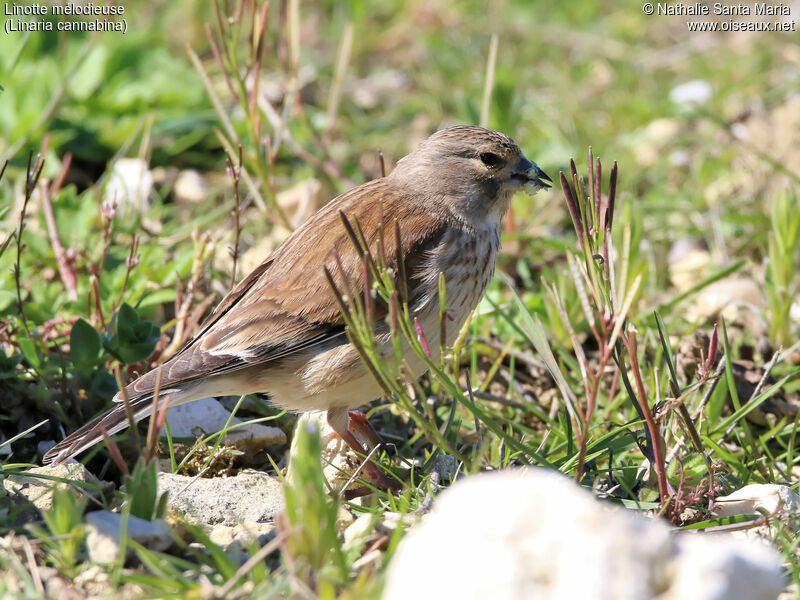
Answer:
[{"left": 326, "top": 409, "right": 402, "bottom": 496}]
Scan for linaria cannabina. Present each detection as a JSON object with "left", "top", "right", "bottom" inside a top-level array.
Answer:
[{"left": 44, "top": 126, "right": 551, "bottom": 475}]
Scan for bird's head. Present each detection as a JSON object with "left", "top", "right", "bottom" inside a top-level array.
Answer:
[{"left": 389, "top": 125, "right": 551, "bottom": 225}]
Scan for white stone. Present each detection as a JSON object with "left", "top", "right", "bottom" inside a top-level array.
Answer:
[
  {"left": 685, "top": 276, "right": 765, "bottom": 335},
  {"left": 208, "top": 522, "right": 275, "bottom": 550},
  {"left": 206, "top": 522, "right": 275, "bottom": 563},
  {"left": 165, "top": 396, "right": 286, "bottom": 453},
  {"left": 343, "top": 514, "right": 375, "bottom": 552},
  {"left": 668, "top": 239, "right": 712, "bottom": 292},
  {"left": 715, "top": 484, "right": 800, "bottom": 520},
  {"left": 670, "top": 533, "right": 786, "bottom": 600},
  {"left": 2, "top": 462, "right": 104, "bottom": 513},
  {"left": 288, "top": 411, "right": 361, "bottom": 493},
  {"left": 85, "top": 511, "right": 172, "bottom": 564},
  {"left": 104, "top": 158, "right": 153, "bottom": 213},
  {"left": 173, "top": 169, "right": 209, "bottom": 204},
  {"left": 72, "top": 564, "right": 113, "bottom": 598},
  {"left": 731, "top": 123, "right": 748, "bottom": 140},
  {"left": 383, "top": 469, "right": 785, "bottom": 600},
  {"left": 791, "top": 301, "right": 800, "bottom": 324},
  {"left": 157, "top": 470, "right": 283, "bottom": 527},
  {"left": 670, "top": 80, "right": 712, "bottom": 107},
  {"left": 630, "top": 118, "right": 680, "bottom": 166},
  {"left": 350, "top": 69, "right": 408, "bottom": 109},
  {"left": 669, "top": 149, "right": 691, "bottom": 167}
]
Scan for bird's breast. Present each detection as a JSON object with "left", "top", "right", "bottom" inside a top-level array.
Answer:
[
  {"left": 283, "top": 224, "right": 503, "bottom": 410},
  {"left": 414, "top": 224, "right": 502, "bottom": 347}
]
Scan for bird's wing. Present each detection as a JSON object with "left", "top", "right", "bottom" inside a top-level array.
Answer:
[{"left": 121, "top": 178, "right": 448, "bottom": 400}]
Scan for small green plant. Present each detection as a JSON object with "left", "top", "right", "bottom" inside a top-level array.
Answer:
[
  {"left": 521, "top": 152, "right": 729, "bottom": 518},
  {"left": 765, "top": 187, "right": 800, "bottom": 348},
  {"left": 28, "top": 487, "right": 87, "bottom": 575},
  {"left": 123, "top": 458, "right": 169, "bottom": 522},
  {"left": 282, "top": 421, "right": 349, "bottom": 593},
  {"left": 69, "top": 303, "right": 161, "bottom": 409}
]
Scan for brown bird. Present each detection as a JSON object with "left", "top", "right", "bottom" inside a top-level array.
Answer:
[{"left": 44, "top": 126, "right": 551, "bottom": 472}]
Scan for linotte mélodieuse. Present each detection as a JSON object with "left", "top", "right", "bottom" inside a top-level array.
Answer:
[{"left": 4, "top": 3, "right": 125, "bottom": 15}]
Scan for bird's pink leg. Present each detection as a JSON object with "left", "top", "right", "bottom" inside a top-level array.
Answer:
[
  {"left": 346, "top": 410, "right": 388, "bottom": 451},
  {"left": 326, "top": 408, "right": 401, "bottom": 493}
]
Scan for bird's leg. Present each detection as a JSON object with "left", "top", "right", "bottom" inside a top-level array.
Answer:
[
  {"left": 326, "top": 407, "right": 401, "bottom": 493},
  {"left": 346, "top": 410, "right": 389, "bottom": 452}
]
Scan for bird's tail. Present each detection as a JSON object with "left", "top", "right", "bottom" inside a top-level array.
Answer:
[{"left": 42, "top": 391, "right": 189, "bottom": 465}]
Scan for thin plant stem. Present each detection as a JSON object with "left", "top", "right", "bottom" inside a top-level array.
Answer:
[{"left": 624, "top": 329, "right": 669, "bottom": 503}]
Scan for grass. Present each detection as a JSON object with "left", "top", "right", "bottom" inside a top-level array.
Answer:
[{"left": 1, "top": 0, "right": 799, "bottom": 597}]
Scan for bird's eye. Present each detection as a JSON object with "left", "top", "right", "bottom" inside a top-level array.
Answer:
[{"left": 479, "top": 152, "right": 503, "bottom": 168}]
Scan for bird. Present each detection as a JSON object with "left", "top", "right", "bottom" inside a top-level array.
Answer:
[{"left": 43, "top": 126, "right": 551, "bottom": 477}]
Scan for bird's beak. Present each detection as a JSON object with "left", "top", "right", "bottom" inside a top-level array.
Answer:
[{"left": 513, "top": 157, "right": 552, "bottom": 191}]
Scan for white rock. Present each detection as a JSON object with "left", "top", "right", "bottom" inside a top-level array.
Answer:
[
  {"left": 668, "top": 238, "right": 712, "bottom": 292},
  {"left": 208, "top": 522, "right": 275, "bottom": 549},
  {"left": 165, "top": 396, "right": 286, "bottom": 453},
  {"left": 629, "top": 118, "right": 680, "bottom": 166},
  {"left": 731, "top": 123, "right": 748, "bottom": 140},
  {"left": 288, "top": 411, "right": 361, "bottom": 493},
  {"left": 104, "top": 158, "right": 153, "bottom": 213},
  {"left": 383, "top": 469, "right": 785, "bottom": 600},
  {"left": 670, "top": 80, "right": 712, "bottom": 107},
  {"left": 173, "top": 169, "right": 209, "bottom": 204},
  {"left": 2, "top": 462, "right": 104, "bottom": 513},
  {"left": 685, "top": 276, "right": 766, "bottom": 335},
  {"left": 715, "top": 484, "right": 800, "bottom": 520},
  {"left": 380, "top": 511, "right": 414, "bottom": 532},
  {"left": 336, "top": 504, "right": 356, "bottom": 531},
  {"left": 644, "top": 117, "right": 681, "bottom": 141},
  {"left": 349, "top": 69, "right": 408, "bottom": 109},
  {"left": 669, "top": 149, "right": 691, "bottom": 167},
  {"left": 72, "top": 564, "right": 113, "bottom": 598},
  {"left": 343, "top": 514, "right": 375, "bottom": 552},
  {"left": 670, "top": 533, "right": 786, "bottom": 600},
  {"left": 790, "top": 301, "right": 800, "bottom": 324},
  {"left": 157, "top": 470, "right": 283, "bottom": 527},
  {"left": 85, "top": 510, "right": 172, "bottom": 564},
  {"left": 206, "top": 522, "right": 275, "bottom": 563}
]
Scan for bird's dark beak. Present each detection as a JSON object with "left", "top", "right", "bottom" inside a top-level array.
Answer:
[{"left": 513, "top": 157, "right": 552, "bottom": 190}]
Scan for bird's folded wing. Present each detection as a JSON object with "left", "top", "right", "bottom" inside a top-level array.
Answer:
[{"left": 120, "top": 179, "right": 448, "bottom": 400}]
